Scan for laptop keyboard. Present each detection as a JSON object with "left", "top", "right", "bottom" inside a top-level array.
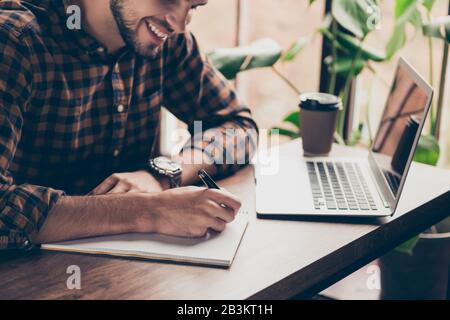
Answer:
[{"left": 306, "top": 161, "right": 378, "bottom": 211}]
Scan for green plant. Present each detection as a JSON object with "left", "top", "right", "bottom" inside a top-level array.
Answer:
[
  {"left": 268, "top": 0, "right": 388, "bottom": 143},
  {"left": 208, "top": 0, "right": 388, "bottom": 144},
  {"left": 207, "top": 38, "right": 283, "bottom": 80},
  {"left": 208, "top": 1, "right": 447, "bottom": 146},
  {"left": 274, "top": 1, "right": 448, "bottom": 148}
]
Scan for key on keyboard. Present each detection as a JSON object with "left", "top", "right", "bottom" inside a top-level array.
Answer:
[{"left": 306, "top": 161, "right": 378, "bottom": 212}]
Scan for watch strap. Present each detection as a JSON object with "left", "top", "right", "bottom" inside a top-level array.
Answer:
[
  {"left": 169, "top": 172, "right": 182, "bottom": 188},
  {"left": 148, "top": 157, "right": 182, "bottom": 189}
]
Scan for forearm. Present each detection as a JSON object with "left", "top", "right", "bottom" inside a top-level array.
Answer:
[
  {"left": 179, "top": 118, "right": 258, "bottom": 180},
  {"left": 33, "top": 193, "right": 158, "bottom": 244}
]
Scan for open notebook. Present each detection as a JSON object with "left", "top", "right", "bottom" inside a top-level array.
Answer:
[{"left": 42, "top": 215, "right": 248, "bottom": 268}]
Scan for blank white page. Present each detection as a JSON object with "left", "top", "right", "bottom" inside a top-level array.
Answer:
[{"left": 42, "top": 215, "right": 248, "bottom": 267}]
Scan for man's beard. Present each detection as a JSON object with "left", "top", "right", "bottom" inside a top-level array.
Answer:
[{"left": 109, "top": 0, "right": 160, "bottom": 57}]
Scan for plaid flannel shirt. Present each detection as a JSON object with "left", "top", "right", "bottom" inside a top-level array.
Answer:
[{"left": 0, "top": 0, "right": 258, "bottom": 250}]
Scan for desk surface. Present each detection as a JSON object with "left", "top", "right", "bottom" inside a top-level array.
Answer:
[{"left": 1, "top": 140, "right": 449, "bottom": 300}]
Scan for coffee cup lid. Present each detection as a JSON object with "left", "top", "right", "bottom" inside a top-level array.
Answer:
[{"left": 299, "top": 92, "right": 341, "bottom": 111}]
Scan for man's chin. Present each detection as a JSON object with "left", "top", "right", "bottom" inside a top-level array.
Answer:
[{"left": 134, "top": 43, "right": 163, "bottom": 58}]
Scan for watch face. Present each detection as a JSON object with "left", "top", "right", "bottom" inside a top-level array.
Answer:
[{"left": 154, "top": 157, "right": 180, "bottom": 172}]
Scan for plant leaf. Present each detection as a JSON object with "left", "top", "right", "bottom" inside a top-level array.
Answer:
[
  {"left": 282, "top": 37, "right": 310, "bottom": 62},
  {"left": 319, "top": 13, "right": 334, "bottom": 34},
  {"left": 336, "top": 31, "right": 387, "bottom": 62},
  {"left": 347, "top": 123, "right": 364, "bottom": 146},
  {"left": 282, "top": 111, "right": 301, "bottom": 129},
  {"left": 396, "top": 235, "right": 420, "bottom": 255},
  {"left": 408, "top": 8, "right": 423, "bottom": 31},
  {"left": 395, "top": 0, "right": 419, "bottom": 26},
  {"left": 413, "top": 135, "right": 440, "bottom": 166},
  {"left": 269, "top": 127, "right": 300, "bottom": 139},
  {"left": 207, "top": 38, "right": 282, "bottom": 80},
  {"left": 320, "top": 28, "right": 347, "bottom": 52},
  {"left": 326, "top": 55, "right": 365, "bottom": 77},
  {"left": 332, "top": 0, "right": 380, "bottom": 38},
  {"left": 334, "top": 132, "right": 346, "bottom": 145},
  {"left": 423, "top": 16, "right": 450, "bottom": 43},
  {"left": 422, "top": 0, "right": 437, "bottom": 12},
  {"left": 386, "top": 25, "right": 407, "bottom": 59},
  {"left": 386, "top": 1, "right": 424, "bottom": 59}
]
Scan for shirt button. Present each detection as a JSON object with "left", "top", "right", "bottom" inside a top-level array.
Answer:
[
  {"left": 117, "top": 104, "right": 125, "bottom": 113},
  {"left": 97, "top": 47, "right": 105, "bottom": 53},
  {"left": 113, "top": 149, "right": 120, "bottom": 157}
]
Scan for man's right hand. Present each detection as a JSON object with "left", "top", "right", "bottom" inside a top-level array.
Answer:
[
  {"left": 137, "top": 186, "right": 242, "bottom": 238},
  {"left": 35, "top": 186, "right": 242, "bottom": 245}
]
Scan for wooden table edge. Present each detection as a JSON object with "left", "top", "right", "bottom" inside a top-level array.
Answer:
[{"left": 247, "top": 190, "right": 450, "bottom": 300}]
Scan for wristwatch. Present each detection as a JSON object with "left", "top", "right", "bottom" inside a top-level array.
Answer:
[{"left": 148, "top": 156, "right": 182, "bottom": 188}]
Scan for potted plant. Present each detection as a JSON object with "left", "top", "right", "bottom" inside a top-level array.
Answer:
[{"left": 379, "top": 218, "right": 450, "bottom": 300}]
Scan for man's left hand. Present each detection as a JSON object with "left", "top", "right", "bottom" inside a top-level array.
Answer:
[{"left": 89, "top": 170, "right": 169, "bottom": 195}]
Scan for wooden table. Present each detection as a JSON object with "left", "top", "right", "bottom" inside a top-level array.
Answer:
[{"left": 1, "top": 140, "right": 449, "bottom": 300}]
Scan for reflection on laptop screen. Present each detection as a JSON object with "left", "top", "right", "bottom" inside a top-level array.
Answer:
[{"left": 372, "top": 63, "right": 430, "bottom": 197}]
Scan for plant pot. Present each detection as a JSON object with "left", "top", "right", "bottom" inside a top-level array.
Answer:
[{"left": 379, "top": 217, "right": 450, "bottom": 300}]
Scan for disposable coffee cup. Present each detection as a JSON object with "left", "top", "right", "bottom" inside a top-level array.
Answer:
[{"left": 299, "top": 92, "right": 341, "bottom": 157}]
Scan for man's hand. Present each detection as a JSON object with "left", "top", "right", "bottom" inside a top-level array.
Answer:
[
  {"left": 89, "top": 170, "right": 169, "bottom": 195},
  {"left": 35, "top": 185, "right": 242, "bottom": 244},
  {"left": 137, "top": 186, "right": 242, "bottom": 237},
  {"left": 89, "top": 149, "right": 218, "bottom": 196}
]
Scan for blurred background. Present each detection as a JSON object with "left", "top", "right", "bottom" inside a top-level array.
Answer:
[{"left": 188, "top": 0, "right": 450, "bottom": 169}]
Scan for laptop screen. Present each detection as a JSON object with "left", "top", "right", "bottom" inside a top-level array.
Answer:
[{"left": 371, "top": 61, "right": 432, "bottom": 198}]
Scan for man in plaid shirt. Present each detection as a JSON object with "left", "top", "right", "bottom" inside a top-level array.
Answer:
[{"left": 0, "top": 0, "right": 258, "bottom": 250}]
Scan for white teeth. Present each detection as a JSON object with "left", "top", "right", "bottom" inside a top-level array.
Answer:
[{"left": 148, "top": 22, "right": 168, "bottom": 40}]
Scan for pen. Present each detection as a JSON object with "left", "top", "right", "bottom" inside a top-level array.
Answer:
[
  {"left": 198, "top": 170, "right": 231, "bottom": 233},
  {"left": 198, "top": 169, "right": 220, "bottom": 189},
  {"left": 198, "top": 169, "right": 231, "bottom": 212}
]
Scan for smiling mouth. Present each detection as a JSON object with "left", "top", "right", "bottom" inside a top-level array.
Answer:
[{"left": 146, "top": 20, "right": 169, "bottom": 42}]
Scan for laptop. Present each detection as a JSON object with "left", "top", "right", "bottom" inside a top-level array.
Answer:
[{"left": 256, "top": 58, "right": 434, "bottom": 218}]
